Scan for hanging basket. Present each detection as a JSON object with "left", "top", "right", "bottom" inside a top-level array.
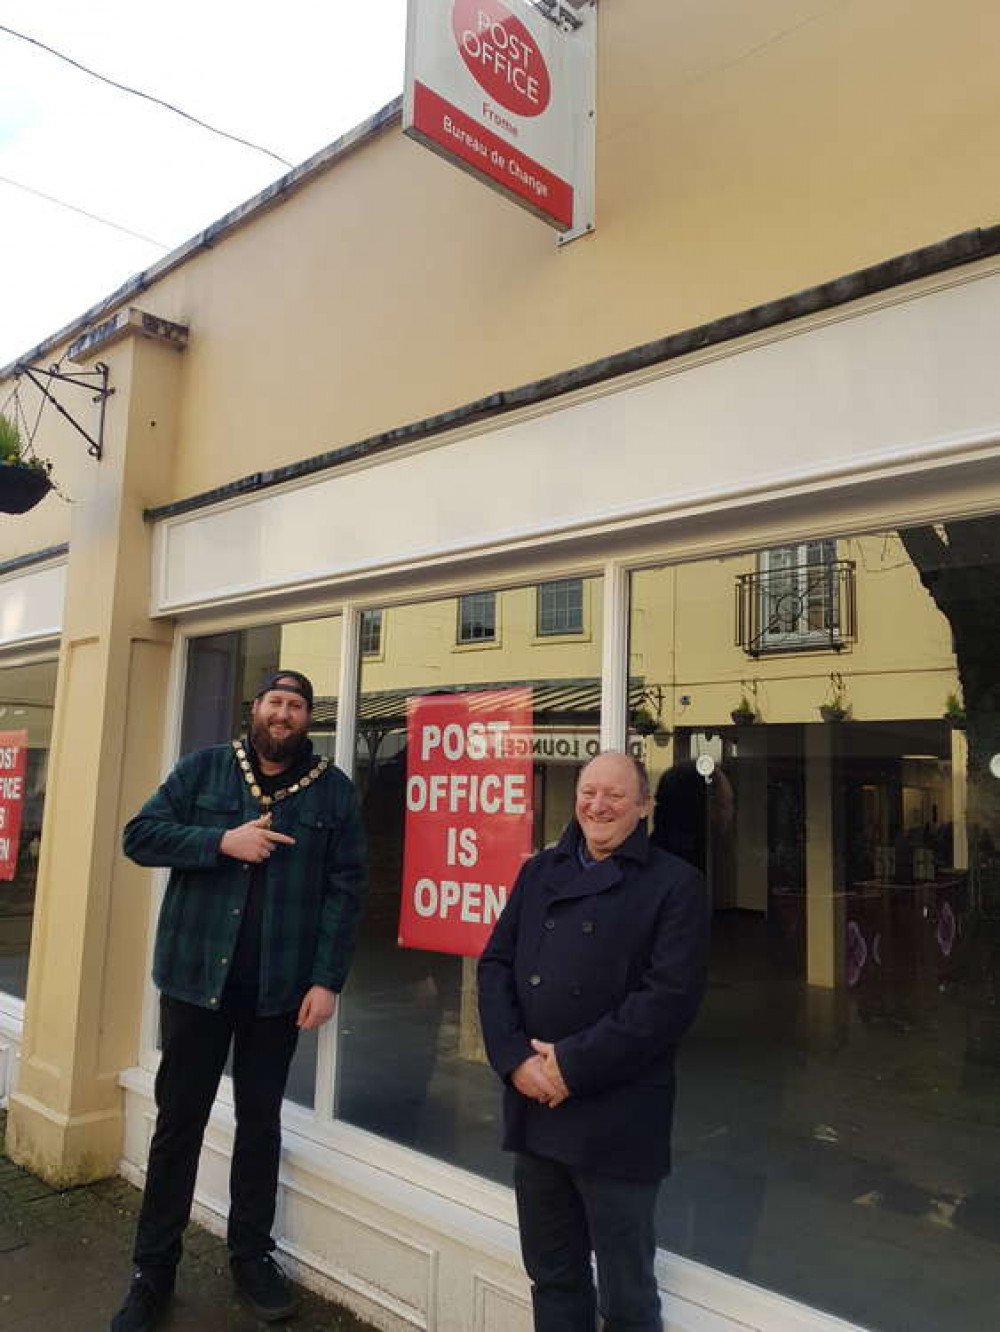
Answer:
[
  {"left": 819, "top": 704, "right": 848, "bottom": 723},
  {"left": 0, "top": 462, "right": 53, "bottom": 514}
]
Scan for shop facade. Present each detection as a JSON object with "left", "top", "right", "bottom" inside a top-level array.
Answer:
[{"left": 5, "top": 5, "right": 1000, "bottom": 1329}]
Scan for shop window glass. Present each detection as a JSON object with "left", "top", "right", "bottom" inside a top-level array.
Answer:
[
  {"left": 337, "top": 577, "right": 603, "bottom": 1180},
  {"left": 457, "top": 591, "right": 496, "bottom": 643},
  {"left": 537, "top": 579, "right": 584, "bottom": 636},
  {"left": 0, "top": 659, "right": 57, "bottom": 1000},
  {"left": 178, "top": 616, "right": 342, "bottom": 1107},
  {"left": 629, "top": 517, "right": 1000, "bottom": 1332}
]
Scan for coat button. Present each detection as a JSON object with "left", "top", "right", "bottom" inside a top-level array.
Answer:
[
  {"left": 544, "top": 919, "right": 555, "bottom": 931},
  {"left": 571, "top": 984, "right": 582, "bottom": 997},
  {"left": 220, "top": 957, "right": 228, "bottom": 966},
  {"left": 232, "top": 907, "right": 241, "bottom": 915},
  {"left": 242, "top": 864, "right": 250, "bottom": 872},
  {"left": 529, "top": 974, "right": 542, "bottom": 987},
  {"left": 582, "top": 921, "right": 595, "bottom": 934},
  {"left": 209, "top": 997, "right": 219, "bottom": 1007}
]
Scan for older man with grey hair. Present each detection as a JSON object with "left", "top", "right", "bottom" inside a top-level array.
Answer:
[{"left": 478, "top": 751, "right": 709, "bottom": 1332}]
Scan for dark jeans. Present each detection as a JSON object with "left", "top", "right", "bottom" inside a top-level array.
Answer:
[
  {"left": 133, "top": 993, "right": 299, "bottom": 1272},
  {"left": 514, "top": 1153, "right": 662, "bottom": 1332}
]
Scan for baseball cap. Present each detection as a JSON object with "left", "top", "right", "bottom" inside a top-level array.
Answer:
[{"left": 254, "top": 670, "right": 314, "bottom": 709}]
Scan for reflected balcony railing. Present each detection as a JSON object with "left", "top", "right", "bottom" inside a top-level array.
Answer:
[{"left": 736, "top": 559, "right": 857, "bottom": 656}]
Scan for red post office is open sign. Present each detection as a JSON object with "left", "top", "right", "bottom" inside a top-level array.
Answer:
[{"left": 452, "top": 0, "right": 552, "bottom": 117}]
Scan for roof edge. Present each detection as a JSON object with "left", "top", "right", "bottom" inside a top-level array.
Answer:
[{"left": 146, "top": 221, "right": 1000, "bottom": 523}]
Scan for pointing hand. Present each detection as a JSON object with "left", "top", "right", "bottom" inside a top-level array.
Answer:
[{"left": 220, "top": 816, "right": 296, "bottom": 863}]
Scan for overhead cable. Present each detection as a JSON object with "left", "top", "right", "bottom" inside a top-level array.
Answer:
[
  {"left": 0, "top": 173, "right": 170, "bottom": 249},
  {"left": 0, "top": 22, "right": 294, "bottom": 168}
]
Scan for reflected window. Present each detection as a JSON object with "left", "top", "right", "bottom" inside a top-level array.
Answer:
[
  {"left": 457, "top": 591, "right": 496, "bottom": 644},
  {"left": 178, "top": 615, "right": 342, "bottom": 1106},
  {"left": 537, "top": 579, "right": 584, "bottom": 636},
  {"left": 0, "top": 659, "right": 57, "bottom": 1000},
  {"left": 629, "top": 516, "right": 1000, "bottom": 1332},
  {"left": 735, "top": 540, "right": 857, "bottom": 656},
  {"left": 360, "top": 610, "right": 383, "bottom": 658},
  {"left": 338, "top": 577, "right": 604, "bottom": 1181},
  {"left": 761, "top": 540, "right": 837, "bottom": 644}
]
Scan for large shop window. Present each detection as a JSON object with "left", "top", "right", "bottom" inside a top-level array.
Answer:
[
  {"left": 0, "top": 660, "right": 56, "bottom": 1000},
  {"left": 337, "top": 577, "right": 603, "bottom": 1181},
  {"left": 629, "top": 518, "right": 1000, "bottom": 1332},
  {"left": 180, "top": 617, "right": 342, "bottom": 1107}
]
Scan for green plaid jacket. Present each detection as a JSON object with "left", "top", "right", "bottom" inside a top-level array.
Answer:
[{"left": 123, "top": 743, "right": 368, "bottom": 1015}]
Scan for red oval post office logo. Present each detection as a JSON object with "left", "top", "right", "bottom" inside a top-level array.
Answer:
[{"left": 452, "top": 0, "right": 551, "bottom": 118}]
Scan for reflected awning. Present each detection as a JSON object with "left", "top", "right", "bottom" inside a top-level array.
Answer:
[{"left": 310, "top": 677, "right": 644, "bottom": 730}]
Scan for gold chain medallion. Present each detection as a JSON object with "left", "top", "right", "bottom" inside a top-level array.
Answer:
[{"left": 232, "top": 739, "right": 329, "bottom": 810}]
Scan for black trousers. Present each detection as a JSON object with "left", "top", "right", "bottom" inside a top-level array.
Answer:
[
  {"left": 133, "top": 993, "right": 299, "bottom": 1272},
  {"left": 514, "top": 1153, "right": 662, "bottom": 1332}
]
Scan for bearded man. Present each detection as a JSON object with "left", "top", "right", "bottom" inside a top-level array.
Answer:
[{"left": 111, "top": 671, "right": 367, "bottom": 1332}]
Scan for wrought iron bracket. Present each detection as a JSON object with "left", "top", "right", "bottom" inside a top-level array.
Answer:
[{"left": 13, "top": 360, "right": 114, "bottom": 460}]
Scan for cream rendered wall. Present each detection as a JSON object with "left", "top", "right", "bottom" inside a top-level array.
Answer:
[
  {"left": 3, "top": 0, "right": 997, "bottom": 537},
  {"left": 6, "top": 331, "right": 181, "bottom": 1183},
  {"left": 143, "top": 0, "right": 1000, "bottom": 499},
  {"left": 156, "top": 0, "right": 1000, "bottom": 500}
]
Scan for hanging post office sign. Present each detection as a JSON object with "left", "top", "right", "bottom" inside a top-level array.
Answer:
[
  {"left": 0, "top": 730, "right": 28, "bottom": 882},
  {"left": 404, "top": 0, "right": 596, "bottom": 234},
  {"left": 399, "top": 689, "right": 534, "bottom": 956}
]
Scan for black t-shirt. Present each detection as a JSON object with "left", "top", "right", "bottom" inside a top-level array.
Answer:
[{"left": 225, "top": 739, "right": 316, "bottom": 1002}]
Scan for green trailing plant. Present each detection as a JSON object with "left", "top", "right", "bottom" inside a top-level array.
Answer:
[
  {"left": 0, "top": 413, "right": 52, "bottom": 476},
  {"left": 0, "top": 412, "right": 22, "bottom": 460},
  {"left": 0, "top": 413, "right": 56, "bottom": 513},
  {"left": 731, "top": 693, "right": 756, "bottom": 724},
  {"left": 944, "top": 691, "right": 967, "bottom": 729}
]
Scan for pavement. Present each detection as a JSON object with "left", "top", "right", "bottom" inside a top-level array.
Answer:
[{"left": 0, "top": 1112, "right": 375, "bottom": 1331}]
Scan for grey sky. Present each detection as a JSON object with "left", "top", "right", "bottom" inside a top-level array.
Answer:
[{"left": 0, "top": 1, "right": 407, "bottom": 367}]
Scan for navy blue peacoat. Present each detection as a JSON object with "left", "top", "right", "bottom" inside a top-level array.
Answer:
[{"left": 477, "top": 819, "right": 709, "bottom": 1181}]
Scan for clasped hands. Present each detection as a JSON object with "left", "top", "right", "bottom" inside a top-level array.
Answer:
[{"left": 512, "top": 1039, "right": 570, "bottom": 1109}]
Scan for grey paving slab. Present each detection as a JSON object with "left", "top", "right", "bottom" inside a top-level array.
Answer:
[{"left": 0, "top": 1111, "right": 375, "bottom": 1331}]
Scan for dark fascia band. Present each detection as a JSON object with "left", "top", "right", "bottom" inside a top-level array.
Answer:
[{"left": 140, "top": 222, "right": 1000, "bottom": 525}]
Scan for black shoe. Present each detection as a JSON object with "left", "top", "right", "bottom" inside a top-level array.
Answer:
[
  {"left": 110, "top": 1269, "right": 174, "bottom": 1331},
  {"left": 231, "top": 1254, "right": 299, "bottom": 1322}
]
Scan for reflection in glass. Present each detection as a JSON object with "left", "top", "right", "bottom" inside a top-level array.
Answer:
[
  {"left": 630, "top": 519, "right": 1000, "bottom": 1332},
  {"left": 0, "top": 659, "right": 56, "bottom": 999},
  {"left": 337, "top": 579, "right": 603, "bottom": 1180},
  {"left": 360, "top": 609, "right": 383, "bottom": 658},
  {"left": 537, "top": 578, "right": 584, "bottom": 636},
  {"left": 179, "top": 616, "right": 343, "bottom": 1106},
  {"left": 457, "top": 591, "right": 497, "bottom": 644}
]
